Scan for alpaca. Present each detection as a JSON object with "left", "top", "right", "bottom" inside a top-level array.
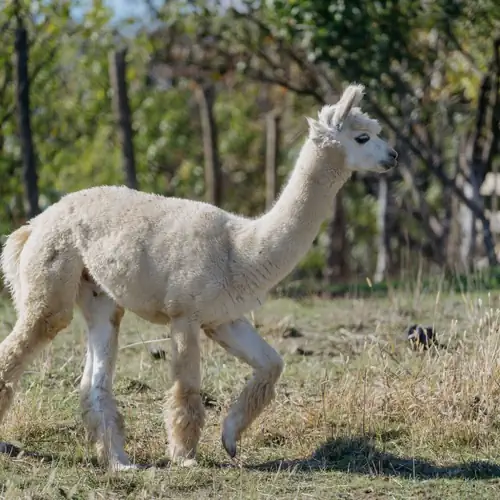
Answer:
[{"left": 0, "top": 84, "right": 397, "bottom": 471}]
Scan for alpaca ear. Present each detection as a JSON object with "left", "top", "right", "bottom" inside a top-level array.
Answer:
[{"left": 332, "top": 83, "right": 365, "bottom": 131}]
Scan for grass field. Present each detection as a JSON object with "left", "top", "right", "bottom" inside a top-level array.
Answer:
[{"left": 1, "top": 286, "right": 500, "bottom": 499}]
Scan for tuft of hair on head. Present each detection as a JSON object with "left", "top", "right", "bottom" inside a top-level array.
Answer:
[{"left": 307, "top": 82, "right": 366, "bottom": 144}]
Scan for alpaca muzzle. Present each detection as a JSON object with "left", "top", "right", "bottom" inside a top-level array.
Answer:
[{"left": 379, "top": 148, "right": 398, "bottom": 171}]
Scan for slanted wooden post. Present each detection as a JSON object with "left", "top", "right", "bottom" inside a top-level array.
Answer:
[
  {"left": 109, "top": 48, "right": 138, "bottom": 190},
  {"left": 195, "top": 82, "right": 222, "bottom": 206},
  {"left": 15, "top": 6, "right": 39, "bottom": 219}
]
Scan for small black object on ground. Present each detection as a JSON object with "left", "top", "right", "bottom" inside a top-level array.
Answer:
[
  {"left": 148, "top": 346, "right": 168, "bottom": 360},
  {"left": 282, "top": 326, "right": 304, "bottom": 339},
  {"left": 200, "top": 390, "right": 219, "bottom": 410},
  {"left": 125, "top": 379, "right": 152, "bottom": 393},
  {"left": 406, "top": 324, "right": 442, "bottom": 350}
]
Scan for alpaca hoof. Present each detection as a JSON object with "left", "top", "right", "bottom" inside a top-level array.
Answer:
[
  {"left": 109, "top": 461, "right": 143, "bottom": 472},
  {"left": 222, "top": 432, "right": 237, "bottom": 458},
  {"left": 177, "top": 457, "right": 198, "bottom": 468},
  {"left": 170, "top": 453, "right": 198, "bottom": 467},
  {"left": 110, "top": 464, "right": 136, "bottom": 472},
  {"left": 222, "top": 417, "right": 239, "bottom": 458}
]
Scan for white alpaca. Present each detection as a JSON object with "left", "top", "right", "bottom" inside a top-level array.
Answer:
[{"left": 0, "top": 84, "right": 397, "bottom": 470}]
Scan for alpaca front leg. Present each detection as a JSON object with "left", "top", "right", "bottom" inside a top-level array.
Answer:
[
  {"left": 164, "top": 317, "right": 204, "bottom": 466},
  {"left": 77, "top": 284, "right": 132, "bottom": 471},
  {"left": 206, "top": 318, "right": 284, "bottom": 458},
  {"left": 79, "top": 330, "right": 94, "bottom": 411}
]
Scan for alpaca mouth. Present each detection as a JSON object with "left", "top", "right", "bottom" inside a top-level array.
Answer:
[{"left": 378, "top": 158, "right": 398, "bottom": 171}]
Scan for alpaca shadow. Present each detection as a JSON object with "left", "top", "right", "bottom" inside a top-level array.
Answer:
[
  {"left": 4, "top": 435, "right": 500, "bottom": 479},
  {"left": 248, "top": 434, "right": 500, "bottom": 480},
  {"left": 0, "top": 441, "right": 161, "bottom": 470}
]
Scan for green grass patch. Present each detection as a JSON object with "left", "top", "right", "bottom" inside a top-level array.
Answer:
[{"left": 0, "top": 289, "right": 500, "bottom": 498}]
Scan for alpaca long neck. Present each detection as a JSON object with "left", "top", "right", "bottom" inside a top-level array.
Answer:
[{"left": 251, "top": 139, "right": 351, "bottom": 289}]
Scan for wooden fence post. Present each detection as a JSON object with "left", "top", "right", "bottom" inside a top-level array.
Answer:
[{"left": 109, "top": 48, "right": 138, "bottom": 190}]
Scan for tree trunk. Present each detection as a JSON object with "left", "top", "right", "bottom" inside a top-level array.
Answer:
[
  {"left": 374, "top": 176, "right": 389, "bottom": 283},
  {"left": 195, "top": 82, "right": 222, "bottom": 206},
  {"left": 109, "top": 48, "right": 138, "bottom": 190},
  {"left": 458, "top": 54, "right": 500, "bottom": 269},
  {"left": 440, "top": 140, "right": 459, "bottom": 270},
  {"left": 265, "top": 110, "right": 281, "bottom": 210},
  {"left": 445, "top": 142, "right": 463, "bottom": 270},
  {"left": 459, "top": 179, "right": 479, "bottom": 270},
  {"left": 324, "top": 192, "right": 349, "bottom": 286},
  {"left": 15, "top": 20, "right": 39, "bottom": 220}
]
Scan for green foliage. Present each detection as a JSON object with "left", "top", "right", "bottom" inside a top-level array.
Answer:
[
  {"left": 264, "top": 0, "right": 498, "bottom": 112},
  {"left": 0, "top": 0, "right": 499, "bottom": 284},
  {"left": 268, "top": 0, "right": 422, "bottom": 84},
  {"left": 0, "top": 0, "right": 293, "bottom": 229}
]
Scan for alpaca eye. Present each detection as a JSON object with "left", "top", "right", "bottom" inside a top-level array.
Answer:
[{"left": 355, "top": 134, "right": 370, "bottom": 144}]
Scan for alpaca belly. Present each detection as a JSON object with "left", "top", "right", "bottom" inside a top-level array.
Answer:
[
  {"left": 82, "top": 263, "right": 167, "bottom": 315},
  {"left": 131, "top": 309, "right": 171, "bottom": 325},
  {"left": 199, "top": 291, "right": 267, "bottom": 327}
]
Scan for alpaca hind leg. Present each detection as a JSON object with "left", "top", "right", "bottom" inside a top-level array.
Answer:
[
  {"left": 77, "top": 280, "right": 132, "bottom": 471},
  {"left": 164, "top": 317, "right": 204, "bottom": 466},
  {"left": 0, "top": 245, "right": 80, "bottom": 424},
  {"left": 0, "top": 312, "right": 73, "bottom": 423},
  {"left": 205, "top": 318, "right": 284, "bottom": 458}
]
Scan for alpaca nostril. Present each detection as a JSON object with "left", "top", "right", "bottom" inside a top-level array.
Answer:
[{"left": 389, "top": 149, "right": 398, "bottom": 159}]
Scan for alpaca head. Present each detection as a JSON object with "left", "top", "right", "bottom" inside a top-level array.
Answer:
[{"left": 307, "top": 84, "right": 398, "bottom": 173}]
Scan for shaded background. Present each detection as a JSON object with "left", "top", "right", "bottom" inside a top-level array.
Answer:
[{"left": 0, "top": 0, "right": 499, "bottom": 294}]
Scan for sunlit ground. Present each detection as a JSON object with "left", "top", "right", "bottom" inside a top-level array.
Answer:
[{"left": 0, "top": 289, "right": 500, "bottom": 499}]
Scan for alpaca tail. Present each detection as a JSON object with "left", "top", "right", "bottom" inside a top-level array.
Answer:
[{"left": 1, "top": 224, "right": 32, "bottom": 311}]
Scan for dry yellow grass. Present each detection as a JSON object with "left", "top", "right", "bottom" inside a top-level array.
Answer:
[{"left": 0, "top": 288, "right": 499, "bottom": 498}]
